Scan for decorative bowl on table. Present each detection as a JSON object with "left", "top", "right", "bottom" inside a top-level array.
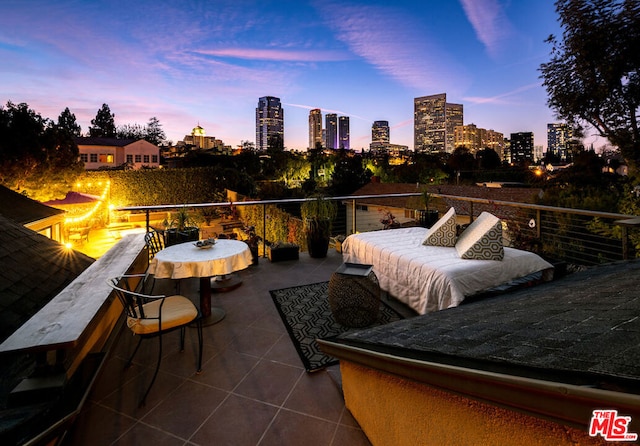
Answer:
[{"left": 194, "top": 238, "right": 216, "bottom": 249}]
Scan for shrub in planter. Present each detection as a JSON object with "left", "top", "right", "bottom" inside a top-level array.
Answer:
[{"left": 163, "top": 207, "right": 201, "bottom": 246}]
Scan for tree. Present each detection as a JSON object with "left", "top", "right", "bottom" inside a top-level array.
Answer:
[
  {"left": 145, "top": 117, "right": 166, "bottom": 145},
  {"left": 540, "top": 0, "right": 640, "bottom": 174},
  {"left": 57, "top": 107, "right": 81, "bottom": 136},
  {"left": 117, "top": 123, "right": 145, "bottom": 140},
  {"left": 0, "top": 101, "right": 82, "bottom": 200},
  {"left": 328, "top": 149, "right": 372, "bottom": 195},
  {"left": 89, "top": 103, "right": 116, "bottom": 137},
  {"left": 476, "top": 148, "right": 502, "bottom": 170}
]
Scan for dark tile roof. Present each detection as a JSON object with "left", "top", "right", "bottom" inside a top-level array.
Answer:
[
  {"left": 0, "top": 186, "right": 64, "bottom": 225},
  {"left": 74, "top": 136, "right": 137, "bottom": 146},
  {"left": 333, "top": 260, "right": 640, "bottom": 393},
  {"left": 0, "top": 215, "right": 94, "bottom": 343},
  {"left": 349, "top": 182, "right": 541, "bottom": 216}
]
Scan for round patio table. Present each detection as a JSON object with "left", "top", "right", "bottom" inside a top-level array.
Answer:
[{"left": 148, "top": 239, "right": 252, "bottom": 325}]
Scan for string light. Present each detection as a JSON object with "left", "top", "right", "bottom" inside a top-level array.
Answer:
[{"left": 64, "top": 181, "right": 110, "bottom": 226}]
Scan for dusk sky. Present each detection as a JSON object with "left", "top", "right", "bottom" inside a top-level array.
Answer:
[{"left": 1, "top": 0, "right": 592, "bottom": 151}]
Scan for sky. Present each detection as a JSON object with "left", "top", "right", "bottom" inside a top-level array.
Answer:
[{"left": 0, "top": 0, "right": 593, "bottom": 152}]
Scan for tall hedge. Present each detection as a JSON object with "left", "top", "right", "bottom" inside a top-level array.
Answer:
[{"left": 79, "top": 167, "right": 229, "bottom": 207}]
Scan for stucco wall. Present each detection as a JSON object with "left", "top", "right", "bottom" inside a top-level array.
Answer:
[{"left": 341, "top": 361, "right": 607, "bottom": 446}]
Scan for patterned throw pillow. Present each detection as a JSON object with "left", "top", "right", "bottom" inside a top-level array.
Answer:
[
  {"left": 423, "top": 207, "right": 457, "bottom": 247},
  {"left": 455, "top": 212, "right": 504, "bottom": 260}
]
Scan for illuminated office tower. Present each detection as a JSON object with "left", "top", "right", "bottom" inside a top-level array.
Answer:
[
  {"left": 414, "top": 93, "right": 463, "bottom": 153},
  {"left": 256, "top": 96, "right": 284, "bottom": 152},
  {"left": 547, "top": 123, "right": 573, "bottom": 161},
  {"left": 338, "top": 116, "right": 350, "bottom": 149},
  {"left": 325, "top": 113, "right": 338, "bottom": 149},
  {"left": 309, "top": 108, "right": 323, "bottom": 149},
  {"left": 371, "top": 120, "right": 390, "bottom": 148},
  {"left": 510, "top": 132, "right": 534, "bottom": 165}
]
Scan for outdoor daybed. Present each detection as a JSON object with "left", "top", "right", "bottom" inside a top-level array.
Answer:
[{"left": 342, "top": 208, "right": 554, "bottom": 314}]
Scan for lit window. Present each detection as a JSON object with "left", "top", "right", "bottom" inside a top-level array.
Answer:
[{"left": 99, "top": 154, "right": 114, "bottom": 163}]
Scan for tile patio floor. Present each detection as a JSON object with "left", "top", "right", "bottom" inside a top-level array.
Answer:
[{"left": 64, "top": 247, "right": 374, "bottom": 446}]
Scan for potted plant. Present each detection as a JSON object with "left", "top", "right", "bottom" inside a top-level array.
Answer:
[
  {"left": 380, "top": 209, "right": 400, "bottom": 229},
  {"left": 416, "top": 188, "right": 439, "bottom": 228},
  {"left": 301, "top": 196, "right": 337, "bottom": 258},
  {"left": 163, "top": 207, "right": 201, "bottom": 246},
  {"left": 242, "top": 225, "right": 261, "bottom": 265}
]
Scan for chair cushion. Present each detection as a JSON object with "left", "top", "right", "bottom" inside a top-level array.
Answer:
[
  {"left": 422, "top": 207, "right": 457, "bottom": 247},
  {"left": 127, "top": 295, "right": 198, "bottom": 335},
  {"left": 455, "top": 212, "right": 504, "bottom": 260}
]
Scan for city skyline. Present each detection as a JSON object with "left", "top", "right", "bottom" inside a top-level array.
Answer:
[{"left": 1, "top": 1, "right": 604, "bottom": 151}]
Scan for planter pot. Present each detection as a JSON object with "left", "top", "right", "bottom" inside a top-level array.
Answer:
[
  {"left": 305, "top": 218, "right": 331, "bottom": 258},
  {"left": 268, "top": 244, "right": 300, "bottom": 262},
  {"left": 416, "top": 210, "right": 439, "bottom": 228},
  {"left": 165, "top": 227, "right": 200, "bottom": 246},
  {"left": 249, "top": 245, "right": 259, "bottom": 266}
]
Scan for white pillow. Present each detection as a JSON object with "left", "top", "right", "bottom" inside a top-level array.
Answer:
[
  {"left": 423, "top": 207, "right": 457, "bottom": 247},
  {"left": 455, "top": 212, "right": 504, "bottom": 260}
]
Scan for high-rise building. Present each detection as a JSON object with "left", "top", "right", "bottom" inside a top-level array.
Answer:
[
  {"left": 255, "top": 96, "right": 284, "bottom": 152},
  {"left": 338, "top": 116, "right": 350, "bottom": 149},
  {"left": 484, "top": 129, "right": 505, "bottom": 155},
  {"left": 309, "top": 108, "right": 322, "bottom": 149},
  {"left": 414, "top": 93, "right": 463, "bottom": 153},
  {"left": 371, "top": 120, "right": 390, "bottom": 147},
  {"left": 510, "top": 132, "right": 534, "bottom": 165},
  {"left": 547, "top": 123, "right": 574, "bottom": 161},
  {"left": 325, "top": 113, "right": 338, "bottom": 149},
  {"left": 454, "top": 124, "right": 504, "bottom": 156},
  {"left": 454, "top": 123, "right": 481, "bottom": 152}
]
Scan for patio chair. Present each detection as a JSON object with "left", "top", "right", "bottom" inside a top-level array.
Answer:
[
  {"left": 108, "top": 274, "right": 203, "bottom": 407},
  {"left": 144, "top": 230, "right": 165, "bottom": 293},
  {"left": 144, "top": 230, "right": 164, "bottom": 260},
  {"left": 68, "top": 227, "right": 90, "bottom": 244}
]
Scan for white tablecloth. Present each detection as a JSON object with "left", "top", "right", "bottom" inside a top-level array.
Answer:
[{"left": 148, "top": 239, "right": 252, "bottom": 280}]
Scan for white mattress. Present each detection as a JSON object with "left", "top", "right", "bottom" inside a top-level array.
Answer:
[{"left": 342, "top": 227, "right": 554, "bottom": 314}]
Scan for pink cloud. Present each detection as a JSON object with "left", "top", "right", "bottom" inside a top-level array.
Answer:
[
  {"left": 194, "top": 48, "right": 351, "bottom": 62},
  {"left": 463, "top": 82, "right": 541, "bottom": 106},
  {"left": 459, "top": 0, "right": 513, "bottom": 58},
  {"left": 314, "top": 2, "right": 469, "bottom": 93}
]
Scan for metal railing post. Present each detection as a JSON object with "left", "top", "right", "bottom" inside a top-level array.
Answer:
[
  {"left": 262, "top": 203, "right": 267, "bottom": 258},
  {"left": 351, "top": 199, "right": 356, "bottom": 234}
]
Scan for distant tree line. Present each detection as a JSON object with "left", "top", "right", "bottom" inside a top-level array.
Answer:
[{"left": 0, "top": 101, "right": 168, "bottom": 200}]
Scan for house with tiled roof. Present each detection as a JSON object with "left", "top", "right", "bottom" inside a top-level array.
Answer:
[
  {"left": 0, "top": 186, "right": 66, "bottom": 243},
  {"left": 75, "top": 137, "right": 160, "bottom": 170}
]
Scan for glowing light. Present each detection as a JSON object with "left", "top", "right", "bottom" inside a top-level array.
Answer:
[
  {"left": 65, "top": 242, "right": 73, "bottom": 249},
  {"left": 64, "top": 182, "right": 111, "bottom": 226}
]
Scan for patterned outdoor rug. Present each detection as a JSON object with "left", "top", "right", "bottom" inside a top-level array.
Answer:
[{"left": 270, "top": 281, "right": 404, "bottom": 372}]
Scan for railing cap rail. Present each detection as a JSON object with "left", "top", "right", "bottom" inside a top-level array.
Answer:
[{"left": 116, "top": 193, "right": 638, "bottom": 221}]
